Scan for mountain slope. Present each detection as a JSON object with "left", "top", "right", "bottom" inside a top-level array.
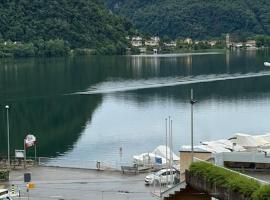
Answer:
[
  {"left": 0, "top": 0, "right": 133, "bottom": 49},
  {"left": 105, "top": 0, "right": 270, "bottom": 39}
]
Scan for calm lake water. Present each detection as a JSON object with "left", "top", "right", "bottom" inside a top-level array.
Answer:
[{"left": 0, "top": 50, "right": 270, "bottom": 166}]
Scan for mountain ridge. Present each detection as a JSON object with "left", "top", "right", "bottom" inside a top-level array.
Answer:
[
  {"left": 105, "top": 0, "right": 270, "bottom": 39},
  {"left": 0, "top": 0, "right": 134, "bottom": 52}
]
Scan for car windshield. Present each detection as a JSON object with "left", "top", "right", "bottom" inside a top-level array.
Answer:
[{"left": 156, "top": 169, "right": 177, "bottom": 176}]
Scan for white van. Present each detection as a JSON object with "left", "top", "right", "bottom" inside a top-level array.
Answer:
[{"left": 0, "top": 189, "right": 12, "bottom": 200}]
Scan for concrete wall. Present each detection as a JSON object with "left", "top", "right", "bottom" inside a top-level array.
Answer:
[
  {"left": 185, "top": 170, "right": 248, "bottom": 200},
  {"left": 215, "top": 151, "right": 270, "bottom": 165},
  {"left": 180, "top": 151, "right": 212, "bottom": 179},
  {"left": 215, "top": 152, "right": 270, "bottom": 171}
]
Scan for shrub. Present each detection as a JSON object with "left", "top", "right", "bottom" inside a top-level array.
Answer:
[
  {"left": 189, "top": 162, "right": 266, "bottom": 199},
  {"left": 0, "top": 170, "right": 9, "bottom": 181},
  {"left": 252, "top": 185, "right": 270, "bottom": 200}
]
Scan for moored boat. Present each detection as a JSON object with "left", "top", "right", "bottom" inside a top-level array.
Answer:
[{"left": 264, "top": 62, "right": 270, "bottom": 67}]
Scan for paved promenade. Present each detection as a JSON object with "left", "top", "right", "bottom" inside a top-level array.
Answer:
[{"left": 6, "top": 166, "right": 158, "bottom": 200}]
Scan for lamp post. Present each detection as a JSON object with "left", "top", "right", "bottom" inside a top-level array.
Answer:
[
  {"left": 165, "top": 118, "right": 168, "bottom": 187},
  {"left": 190, "top": 89, "right": 196, "bottom": 163},
  {"left": 5, "top": 105, "right": 10, "bottom": 167}
]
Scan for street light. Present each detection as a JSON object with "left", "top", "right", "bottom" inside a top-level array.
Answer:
[
  {"left": 190, "top": 89, "right": 197, "bottom": 163},
  {"left": 5, "top": 105, "right": 10, "bottom": 167}
]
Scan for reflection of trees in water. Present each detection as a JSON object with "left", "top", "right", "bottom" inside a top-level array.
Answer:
[
  {"left": 0, "top": 52, "right": 269, "bottom": 157},
  {"left": 0, "top": 53, "right": 266, "bottom": 99},
  {"left": 0, "top": 57, "right": 105, "bottom": 98},
  {"left": 0, "top": 95, "right": 102, "bottom": 157},
  {"left": 128, "top": 56, "right": 161, "bottom": 78}
]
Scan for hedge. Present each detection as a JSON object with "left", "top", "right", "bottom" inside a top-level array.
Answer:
[
  {"left": 189, "top": 162, "right": 270, "bottom": 200},
  {"left": 0, "top": 170, "right": 9, "bottom": 181},
  {"left": 253, "top": 185, "right": 270, "bottom": 200}
]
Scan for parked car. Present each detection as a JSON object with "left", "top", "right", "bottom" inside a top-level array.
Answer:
[
  {"left": 0, "top": 189, "right": 12, "bottom": 200},
  {"left": 145, "top": 168, "right": 179, "bottom": 185}
]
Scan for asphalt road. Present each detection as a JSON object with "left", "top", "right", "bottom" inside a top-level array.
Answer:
[{"left": 6, "top": 167, "right": 160, "bottom": 200}]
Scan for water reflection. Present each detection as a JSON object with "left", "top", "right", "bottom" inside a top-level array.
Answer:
[
  {"left": 0, "top": 95, "right": 102, "bottom": 157},
  {"left": 128, "top": 56, "right": 161, "bottom": 77},
  {"left": 0, "top": 51, "right": 269, "bottom": 162}
]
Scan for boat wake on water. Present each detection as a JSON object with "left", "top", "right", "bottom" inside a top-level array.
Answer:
[{"left": 72, "top": 71, "right": 270, "bottom": 95}]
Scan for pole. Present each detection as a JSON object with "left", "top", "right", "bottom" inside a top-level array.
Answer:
[
  {"left": 168, "top": 116, "right": 171, "bottom": 186},
  {"left": 6, "top": 105, "right": 10, "bottom": 168},
  {"left": 170, "top": 119, "right": 173, "bottom": 185},
  {"left": 165, "top": 118, "right": 168, "bottom": 187},
  {"left": 191, "top": 89, "right": 194, "bottom": 163},
  {"left": 34, "top": 145, "right": 37, "bottom": 165},
  {"left": 24, "top": 139, "right": 26, "bottom": 169},
  {"left": 190, "top": 89, "right": 196, "bottom": 163},
  {"left": 165, "top": 118, "right": 168, "bottom": 165}
]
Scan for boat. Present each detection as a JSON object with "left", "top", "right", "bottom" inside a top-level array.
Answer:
[
  {"left": 181, "top": 133, "right": 270, "bottom": 154},
  {"left": 133, "top": 145, "right": 180, "bottom": 169},
  {"left": 264, "top": 62, "right": 270, "bottom": 67}
]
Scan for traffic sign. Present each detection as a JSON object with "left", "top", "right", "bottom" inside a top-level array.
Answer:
[
  {"left": 27, "top": 182, "right": 35, "bottom": 189},
  {"left": 24, "top": 173, "right": 31, "bottom": 183}
]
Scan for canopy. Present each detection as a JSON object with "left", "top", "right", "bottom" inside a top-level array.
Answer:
[{"left": 152, "top": 145, "right": 179, "bottom": 161}]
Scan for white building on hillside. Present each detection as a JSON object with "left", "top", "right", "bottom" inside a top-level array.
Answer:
[
  {"left": 164, "top": 41, "right": 177, "bottom": 47},
  {"left": 184, "top": 38, "right": 193, "bottom": 44},
  {"left": 246, "top": 40, "right": 256, "bottom": 47},
  {"left": 145, "top": 37, "right": 160, "bottom": 46},
  {"left": 131, "top": 37, "right": 143, "bottom": 47}
]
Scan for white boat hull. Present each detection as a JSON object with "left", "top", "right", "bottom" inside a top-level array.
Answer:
[{"left": 264, "top": 62, "right": 270, "bottom": 67}]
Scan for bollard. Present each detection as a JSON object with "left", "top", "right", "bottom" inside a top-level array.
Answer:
[{"left": 96, "top": 161, "right": 101, "bottom": 170}]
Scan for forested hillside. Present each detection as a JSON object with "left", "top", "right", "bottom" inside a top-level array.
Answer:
[
  {"left": 0, "top": 0, "right": 134, "bottom": 53},
  {"left": 105, "top": 0, "right": 270, "bottom": 39}
]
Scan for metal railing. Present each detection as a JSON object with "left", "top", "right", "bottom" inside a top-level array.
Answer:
[{"left": 37, "top": 157, "right": 128, "bottom": 171}]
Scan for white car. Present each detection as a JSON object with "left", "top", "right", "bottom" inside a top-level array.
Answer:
[
  {"left": 145, "top": 168, "right": 179, "bottom": 185},
  {"left": 0, "top": 189, "right": 12, "bottom": 200}
]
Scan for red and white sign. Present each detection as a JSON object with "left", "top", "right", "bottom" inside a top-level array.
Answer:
[{"left": 25, "top": 135, "right": 36, "bottom": 148}]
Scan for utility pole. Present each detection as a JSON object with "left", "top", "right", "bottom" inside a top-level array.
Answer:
[
  {"left": 165, "top": 118, "right": 168, "bottom": 187},
  {"left": 168, "top": 116, "right": 171, "bottom": 187},
  {"left": 190, "top": 89, "right": 196, "bottom": 163},
  {"left": 170, "top": 119, "right": 173, "bottom": 185},
  {"left": 6, "top": 105, "right": 10, "bottom": 168}
]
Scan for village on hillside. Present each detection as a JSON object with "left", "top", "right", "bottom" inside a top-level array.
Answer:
[{"left": 126, "top": 33, "right": 260, "bottom": 54}]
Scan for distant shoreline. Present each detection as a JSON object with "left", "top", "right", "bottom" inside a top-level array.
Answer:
[{"left": 129, "top": 51, "right": 224, "bottom": 58}]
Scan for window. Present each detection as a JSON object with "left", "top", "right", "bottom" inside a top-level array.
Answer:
[{"left": 161, "top": 172, "right": 167, "bottom": 176}]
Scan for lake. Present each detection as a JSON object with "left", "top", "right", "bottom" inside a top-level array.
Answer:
[{"left": 0, "top": 50, "right": 270, "bottom": 167}]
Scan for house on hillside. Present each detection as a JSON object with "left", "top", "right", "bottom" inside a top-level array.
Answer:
[
  {"left": 164, "top": 41, "right": 177, "bottom": 47},
  {"left": 233, "top": 43, "right": 243, "bottom": 48},
  {"left": 245, "top": 40, "right": 256, "bottom": 48},
  {"left": 145, "top": 36, "right": 160, "bottom": 46},
  {"left": 184, "top": 38, "right": 193, "bottom": 45},
  {"left": 131, "top": 37, "right": 143, "bottom": 47},
  {"left": 208, "top": 41, "right": 217, "bottom": 47}
]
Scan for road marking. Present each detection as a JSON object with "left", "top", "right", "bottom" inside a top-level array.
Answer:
[{"left": 49, "top": 196, "right": 64, "bottom": 198}]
